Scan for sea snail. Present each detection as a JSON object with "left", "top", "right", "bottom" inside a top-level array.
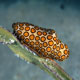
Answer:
[{"left": 12, "top": 22, "right": 70, "bottom": 61}]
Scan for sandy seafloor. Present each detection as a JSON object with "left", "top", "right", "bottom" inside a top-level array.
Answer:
[{"left": 0, "top": 0, "right": 80, "bottom": 80}]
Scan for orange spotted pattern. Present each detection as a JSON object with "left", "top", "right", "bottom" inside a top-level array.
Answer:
[{"left": 12, "top": 22, "right": 70, "bottom": 61}]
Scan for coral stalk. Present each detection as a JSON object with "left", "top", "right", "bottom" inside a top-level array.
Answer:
[{"left": 0, "top": 27, "right": 73, "bottom": 80}]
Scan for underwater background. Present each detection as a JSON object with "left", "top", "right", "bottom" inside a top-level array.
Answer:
[{"left": 0, "top": 0, "right": 80, "bottom": 80}]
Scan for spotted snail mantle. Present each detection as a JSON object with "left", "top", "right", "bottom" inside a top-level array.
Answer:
[{"left": 12, "top": 22, "right": 70, "bottom": 61}]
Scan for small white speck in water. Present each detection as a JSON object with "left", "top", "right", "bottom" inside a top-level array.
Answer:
[
  {"left": 26, "top": 61, "right": 30, "bottom": 64},
  {"left": 15, "top": 54, "right": 19, "bottom": 58},
  {"left": 32, "top": 52, "right": 36, "bottom": 55},
  {"left": 9, "top": 39, "right": 15, "bottom": 44},
  {"left": 45, "top": 59, "right": 49, "bottom": 62}
]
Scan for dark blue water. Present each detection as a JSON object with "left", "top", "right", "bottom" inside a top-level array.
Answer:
[{"left": 0, "top": 0, "right": 80, "bottom": 80}]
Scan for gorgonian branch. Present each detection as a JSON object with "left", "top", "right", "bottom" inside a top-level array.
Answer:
[{"left": 0, "top": 27, "right": 73, "bottom": 80}]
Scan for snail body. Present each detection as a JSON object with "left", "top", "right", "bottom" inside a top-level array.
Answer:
[{"left": 12, "top": 22, "right": 69, "bottom": 61}]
